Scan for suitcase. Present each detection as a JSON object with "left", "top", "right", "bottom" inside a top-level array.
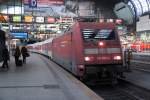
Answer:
[{"left": 16, "top": 59, "right": 23, "bottom": 66}]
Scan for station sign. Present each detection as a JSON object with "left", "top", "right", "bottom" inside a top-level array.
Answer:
[
  {"left": 29, "top": 0, "right": 37, "bottom": 8},
  {"left": 117, "top": 26, "right": 123, "bottom": 30}
]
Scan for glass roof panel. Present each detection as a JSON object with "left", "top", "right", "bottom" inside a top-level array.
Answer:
[
  {"left": 129, "top": 0, "right": 149, "bottom": 16},
  {"left": 139, "top": 0, "right": 149, "bottom": 12},
  {"left": 132, "top": 0, "right": 143, "bottom": 15}
]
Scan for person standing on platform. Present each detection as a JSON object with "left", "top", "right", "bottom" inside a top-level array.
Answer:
[
  {"left": 2, "top": 45, "right": 9, "bottom": 69},
  {"left": 21, "top": 46, "right": 28, "bottom": 64},
  {"left": 126, "top": 48, "right": 133, "bottom": 71},
  {"left": 0, "top": 30, "right": 6, "bottom": 45},
  {"left": 14, "top": 46, "right": 21, "bottom": 66},
  {"left": 0, "top": 30, "right": 6, "bottom": 62}
]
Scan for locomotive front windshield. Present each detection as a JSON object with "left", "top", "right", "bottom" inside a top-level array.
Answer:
[{"left": 82, "top": 29, "right": 116, "bottom": 41}]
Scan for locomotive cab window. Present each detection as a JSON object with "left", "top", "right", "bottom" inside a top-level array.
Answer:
[{"left": 82, "top": 29, "right": 116, "bottom": 41}]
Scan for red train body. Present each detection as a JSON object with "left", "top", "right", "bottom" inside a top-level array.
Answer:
[{"left": 28, "top": 22, "right": 124, "bottom": 82}]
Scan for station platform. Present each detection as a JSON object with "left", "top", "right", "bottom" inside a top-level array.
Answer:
[
  {"left": 119, "top": 52, "right": 150, "bottom": 90},
  {"left": 124, "top": 70, "right": 150, "bottom": 90},
  {"left": 0, "top": 53, "right": 103, "bottom": 100},
  {"left": 133, "top": 52, "right": 150, "bottom": 55},
  {"left": 132, "top": 52, "right": 150, "bottom": 62}
]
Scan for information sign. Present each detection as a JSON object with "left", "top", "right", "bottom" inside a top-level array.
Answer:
[{"left": 29, "top": 0, "right": 37, "bottom": 8}]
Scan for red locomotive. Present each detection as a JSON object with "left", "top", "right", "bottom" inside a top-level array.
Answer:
[{"left": 28, "top": 22, "right": 124, "bottom": 83}]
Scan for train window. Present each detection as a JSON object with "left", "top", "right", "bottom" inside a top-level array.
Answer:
[{"left": 82, "top": 29, "right": 115, "bottom": 41}]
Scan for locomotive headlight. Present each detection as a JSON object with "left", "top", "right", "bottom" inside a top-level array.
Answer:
[
  {"left": 114, "top": 56, "right": 121, "bottom": 60},
  {"left": 84, "top": 57, "right": 90, "bottom": 61},
  {"left": 78, "top": 65, "right": 84, "bottom": 69},
  {"left": 99, "top": 42, "right": 104, "bottom": 46}
]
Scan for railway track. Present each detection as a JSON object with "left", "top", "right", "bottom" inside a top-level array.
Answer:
[
  {"left": 89, "top": 80, "right": 150, "bottom": 100},
  {"left": 39, "top": 54, "right": 150, "bottom": 100}
]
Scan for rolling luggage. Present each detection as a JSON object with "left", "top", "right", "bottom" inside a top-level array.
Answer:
[{"left": 16, "top": 59, "right": 23, "bottom": 66}]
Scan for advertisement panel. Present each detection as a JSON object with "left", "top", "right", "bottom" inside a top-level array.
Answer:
[
  {"left": 13, "top": 16, "right": 21, "bottom": 22},
  {"left": 3, "top": 15, "right": 9, "bottom": 22},
  {"left": 36, "top": 17, "right": 44, "bottom": 23},
  {"left": 0, "top": 15, "right": 9, "bottom": 22},
  {"left": 47, "top": 17, "right": 55, "bottom": 23},
  {"left": 24, "top": 16, "right": 33, "bottom": 22}
]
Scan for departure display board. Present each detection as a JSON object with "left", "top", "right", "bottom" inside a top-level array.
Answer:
[
  {"left": 11, "top": 32, "right": 28, "bottom": 39},
  {"left": 24, "top": 16, "right": 33, "bottom": 22},
  {"left": 13, "top": 16, "right": 21, "bottom": 22},
  {"left": 36, "top": 17, "right": 44, "bottom": 23}
]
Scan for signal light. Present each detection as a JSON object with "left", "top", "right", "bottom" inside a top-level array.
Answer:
[
  {"left": 113, "top": 56, "right": 121, "bottom": 60},
  {"left": 115, "top": 19, "right": 122, "bottom": 24}
]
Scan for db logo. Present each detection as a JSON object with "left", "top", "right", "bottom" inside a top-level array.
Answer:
[{"left": 29, "top": 0, "right": 37, "bottom": 7}]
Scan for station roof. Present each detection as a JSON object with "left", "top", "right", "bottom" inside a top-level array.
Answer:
[{"left": 0, "top": 0, "right": 149, "bottom": 17}]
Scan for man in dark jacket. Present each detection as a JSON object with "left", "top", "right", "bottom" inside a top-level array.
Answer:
[
  {"left": 2, "top": 45, "right": 9, "bottom": 69},
  {"left": 0, "top": 30, "right": 6, "bottom": 62},
  {"left": 0, "top": 30, "right": 6, "bottom": 45},
  {"left": 14, "top": 46, "right": 21, "bottom": 66},
  {"left": 21, "top": 46, "right": 28, "bottom": 64}
]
